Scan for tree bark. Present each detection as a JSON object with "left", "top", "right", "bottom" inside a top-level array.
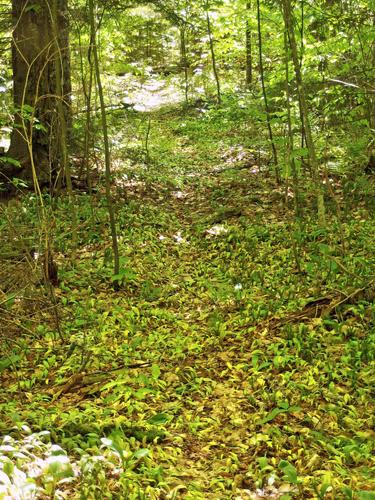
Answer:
[
  {"left": 282, "top": 0, "right": 326, "bottom": 225},
  {"left": 180, "top": 27, "right": 189, "bottom": 104},
  {"left": 205, "top": 0, "right": 221, "bottom": 105},
  {"left": 88, "top": 0, "right": 120, "bottom": 285},
  {"left": 256, "top": 0, "right": 280, "bottom": 183},
  {"left": 284, "top": 30, "right": 301, "bottom": 217},
  {"left": 3, "top": 0, "right": 71, "bottom": 187},
  {"left": 245, "top": 1, "right": 252, "bottom": 88}
]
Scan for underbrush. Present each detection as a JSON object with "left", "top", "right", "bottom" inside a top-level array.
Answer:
[{"left": 0, "top": 98, "right": 374, "bottom": 499}]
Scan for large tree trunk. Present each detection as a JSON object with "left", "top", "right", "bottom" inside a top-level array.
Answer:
[{"left": 3, "top": 0, "right": 71, "bottom": 187}]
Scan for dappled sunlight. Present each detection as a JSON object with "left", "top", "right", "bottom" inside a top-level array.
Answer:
[
  {"left": 0, "top": 0, "right": 374, "bottom": 497},
  {"left": 172, "top": 190, "right": 188, "bottom": 199},
  {"left": 107, "top": 73, "right": 184, "bottom": 112},
  {"left": 205, "top": 224, "right": 228, "bottom": 236},
  {"left": 0, "top": 128, "right": 11, "bottom": 151}
]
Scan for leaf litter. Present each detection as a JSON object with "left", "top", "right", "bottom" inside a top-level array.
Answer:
[{"left": 0, "top": 103, "right": 374, "bottom": 499}]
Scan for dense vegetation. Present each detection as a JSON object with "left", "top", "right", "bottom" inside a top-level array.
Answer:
[{"left": 0, "top": 0, "right": 374, "bottom": 498}]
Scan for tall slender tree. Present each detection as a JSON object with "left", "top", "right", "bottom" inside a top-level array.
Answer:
[
  {"left": 180, "top": 25, "right": 189, "bottom": 104},
  {"left": 88, "top": 0, "right": 120, "bottom": 285},
  {"left": 256, "top": 0, "right": 280, "bottom": 183},
  {"left": 245, "top": 0, "right": 252, "bottom": 88},
  {"left": 282, "top": 0, "right": 326, "bottom": 225},
  {"left": 204, "top": 0, "right": 221, "bottom": 104}
]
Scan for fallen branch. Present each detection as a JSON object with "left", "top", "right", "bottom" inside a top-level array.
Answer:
[{"left": 48, "top": 361, "right": 151, "bottom": 401}]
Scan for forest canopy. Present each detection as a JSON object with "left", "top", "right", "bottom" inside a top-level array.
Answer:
[{"left": 0, "top": 0, "right": 374, "bottom": 498}]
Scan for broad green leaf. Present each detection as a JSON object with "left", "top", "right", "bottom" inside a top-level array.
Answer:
[
  {"left": 151, "top": 364, "right": 161, "bottom": 379},
  {"left": 2, "top": 157, "right": 21, "bottom": 168},
  {"left": 357, "top": 493, "right": 375, "bottom": 500},
  {"left": 257, "top": 457, "right": 269, "bottom": 469},
  {"left": 134, "top": 388, "right": 153, "bottom": 399},
  {"left": 0, "top": 355, "right": 20, "bottom": 373},
  {"left": 2, "top": 293, "right": 17, "bottom": 308},
  {"left": 133, "top": 448, "right": 149, "bottom": 459},
  {"left": 279, "top": 460, "right": 299, "bottom": 484},
  {"left": 259, "top": 405, "right": 300, "bottom": 424},
  {"left": 318, "top": 243, "right": 331, "bottom": 255},
  {"left": 148, "top": 413, "right": 170, "bottom": 425}
]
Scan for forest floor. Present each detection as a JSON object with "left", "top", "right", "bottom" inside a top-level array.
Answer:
[{"left": 0, "top": 97, "right": 374, "bottom": 499}]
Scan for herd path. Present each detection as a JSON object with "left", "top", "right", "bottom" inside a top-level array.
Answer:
[
  {"left": 107, "top": 97, "right": 373, "bottom": 498},
  {"left": 110, "top": 101, "right": 298, "bottom": 498}
]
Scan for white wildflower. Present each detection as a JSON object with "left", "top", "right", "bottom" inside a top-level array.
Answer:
[{"left": 206, "top": 225, "right": 228, "bottom": 236}]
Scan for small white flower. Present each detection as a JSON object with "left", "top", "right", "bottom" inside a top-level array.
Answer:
[
  {"left": 206, "top": 225, "right": 228, "bottom": 236},
  {"left": 268, "top": 474, "right": 276, "bottom": 486},
  {"left": 234, "top": 283, "right": 243, "bottom": 291},
  {"left": 172, "top": 191, "right": 187, "bottom": 199},
  {"left": 174, "top": 231, "right": 187, "bottom": 244}
]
